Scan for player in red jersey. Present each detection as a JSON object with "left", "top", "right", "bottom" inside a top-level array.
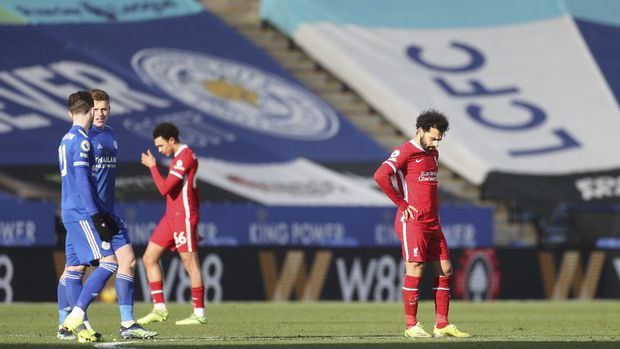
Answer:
[
  {"left": 137, "top": 122, "right": 206, "bottom": 326},
  {"left": 374, "top": 110, "right": 470, "bottom": 338}
]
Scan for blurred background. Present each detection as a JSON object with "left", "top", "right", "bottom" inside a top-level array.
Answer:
[{"left": 0, "top": 0, "right": 619, "bottom": 303}]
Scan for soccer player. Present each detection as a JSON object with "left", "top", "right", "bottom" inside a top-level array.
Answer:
[
  {"left": 373, "top": 110, "right": 471, "bottom": 338},
  {"left": 137, "top": 122, "right": 206, "bottom": 325},
  {"left": 56, "top": 90, "right": 158, "bottom": 340},
  {"left": 58, "top": 91, "right": 119, "bottom": 342},
  {"left": 88, "top": 89, "right": 157, "bottom": 339}
]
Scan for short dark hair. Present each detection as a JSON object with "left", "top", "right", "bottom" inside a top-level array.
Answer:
[
  {"left": 416, "top": 109, "right": 449, "bottom": 134},
  {"left": 90, "top": 88, "right": 109, "bottom": 102},
  {"left": 153, "top": 122, "right": 180, "bottom": 142},
  {"left": 67, "top": 91, "right": 94, "bottom": 115}
]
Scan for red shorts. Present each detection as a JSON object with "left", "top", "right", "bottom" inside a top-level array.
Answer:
[
  {"left": 151, "top": 213, "right": 199, "bottom": 253},
  {"left": 395, "top": 218, "right": 449, "bottom": 262}
]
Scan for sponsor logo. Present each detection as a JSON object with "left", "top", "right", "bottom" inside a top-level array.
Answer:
[
  {"left": 415, "top": 158, "right": 423, "bottom": 163},
  {"left": 96, "top": 143, "right": 103, "bottom": 150},
  {"left": 131, "top": 48, "right": 340, "bottom": 140},
  {"left": 0, "top": 220, "right": 37, "bottom": 245},
  {"left": 454, "top": 249, "right": 501, "bottom": 301},
  {"left": 413, "top": 247, "right": 419, "bottom": 257},
  {"left": 113, "top": 141, "right": 118, "bottom": 150},
  {"left": 538, "top": 250, "right": 605, "bottom": 299},
  {"left": 249, "top": 222, "right": 346, "bottom": 245},
  {"left": 94, "top": 156, "right": 117, "bottom": 170},
  {"left": 258, "top": 250, "right": 332, "bottom": 301},
  {"left": 418, "top": 170, "right": 437, "bottom": 182},
  {"left": 335, "top": 255, "right": 405, "bottom": 302},
  {"left": 575, "top": 176, "right": 620, "bottom": 201}
]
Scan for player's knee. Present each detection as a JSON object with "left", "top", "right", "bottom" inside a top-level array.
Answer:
[
  {"left": 128, "top": 256, "right": 136, "bottom": 270},
  {"left": 142, "top": 255, "right": 155, "bottom": 266},
  {"left": 442, "top": 266, "right": 453, "bottom": 277},
  {"left": 67, "top": 265, "right": 86, "bottom": 272},
  {"left": 120, "top": 254, "right": 136, "bottom": 271},
  {"left": 142, "top": 252, "right": 160, "bottom": 267}
]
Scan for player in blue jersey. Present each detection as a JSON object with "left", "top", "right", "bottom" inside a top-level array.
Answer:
[
  {"left": 89, "top": 89, "right": 157, "bottom": 339},
  {"left": 56, "top": 90, "right": 157, "bottom": 341},
  {"left": 58, "top": 90, "right": 119, "bottom": 342}
]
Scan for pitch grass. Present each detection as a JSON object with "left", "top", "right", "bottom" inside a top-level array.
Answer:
[{"left": 0, "top": 301, "right": 618, "bottom": 348}]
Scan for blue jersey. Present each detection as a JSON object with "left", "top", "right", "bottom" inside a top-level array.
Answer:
[
  {"left": 89, "top": 125, "right": 118, "bottom": 214},
  {"left": 59, "top": 125, "right": 101, "bottom": 223}
]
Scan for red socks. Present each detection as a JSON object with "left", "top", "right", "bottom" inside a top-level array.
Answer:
[
  {"left": 191, "top": 286, "right": 205, "bottom": 309},
  {"left": 434, "top": 276, "right": 450, "bottom": 328},
  {"left": 402, "top": 275, "right": 421, "bottom": 329},
  {"left": 149, "top": 281, "right": 165, "bottom": 304},
  {"left": 149, "top": 281, "right": 204, "bottom": 310}
]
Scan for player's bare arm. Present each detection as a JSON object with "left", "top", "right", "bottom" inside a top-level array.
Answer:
[{"left": 141, "top": 149, "right": 156, "bottom": 168}]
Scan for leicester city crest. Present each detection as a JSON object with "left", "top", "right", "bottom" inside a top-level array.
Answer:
[{"left": 131, "top": 48, "right": 339, "bottom": 140}]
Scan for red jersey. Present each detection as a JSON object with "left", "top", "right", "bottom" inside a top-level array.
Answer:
[
  {"left": 149, "top": 145, "right": 199, "bottom": 217},
  {"left": 374, "top": 140, "right": 440, "bottom": 228}
]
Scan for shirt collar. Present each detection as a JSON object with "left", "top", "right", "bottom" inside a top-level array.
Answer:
[{"left": 174, "top": 144, "right": 188, "bottom": 157}]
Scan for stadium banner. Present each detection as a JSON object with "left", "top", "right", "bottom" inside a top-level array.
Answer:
[
  {"left": 0, "top": 0, "right": 386, "bottom": 169},
  {"left": 117, "top": 203, "right": 493, "bottom": 248},
  {"left": 0, "top": 199, "right": 56, "bottom": 247},
  {"left": 1, "top": 247, "right": 619, "bottom": 303},
  {"left": 484, "top": 168, "right": 620, "bottom": 222},
  {"left": 260, "top": 0, "right": 620, "bottom": 217},
  {"left": 196, "top": 157, "right": 392, "bottom": 206}
]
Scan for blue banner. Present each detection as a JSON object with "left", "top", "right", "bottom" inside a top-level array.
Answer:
[
  {"left": 116, "top": 203, "right": 493, "bottom": 247},
  {"left": 0, "top": 199, "right": 56, "bottom": 246},
  {"left": 0, "top": 4, "right": 386, "bottom": 166}
]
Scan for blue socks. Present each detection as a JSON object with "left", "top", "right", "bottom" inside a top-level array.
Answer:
[
  {"left": 75, "top": 263, "right": 118, "bottom": 311},
  {"left": 57, "top": 277, "right": 70, "bottom": 325},
  {"left": 65, "top": 270, "right": 84, "bottom": 309},
  {"left": 116, "top": 273, "right": 135, "bottom": 322}
]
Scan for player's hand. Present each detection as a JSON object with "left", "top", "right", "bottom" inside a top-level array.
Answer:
[
  {"left": 140, "top": 149, "right": 156, "bottom": 168},
  {"left": 103, "top": 213, "right": 120, "bottom": 236},
  {"left": 91, "top": 212, "right": 112, "bottom": 242},
  {"left": 402, "top": 205, "right": 418, "bottom": 221}
]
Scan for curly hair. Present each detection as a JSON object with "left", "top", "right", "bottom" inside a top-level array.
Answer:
[
  {"left": 153, "top": 122, "right": 180, "bottom": 142},
  {"left": 416, "top": 109, "right": 449, "bottom": 133}
]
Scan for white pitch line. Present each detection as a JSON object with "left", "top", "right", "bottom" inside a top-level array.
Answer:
[{"left": 93, "top": 341, "right": 141, "bottom": 348}]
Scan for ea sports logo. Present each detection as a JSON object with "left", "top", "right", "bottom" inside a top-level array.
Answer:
[{"left": 131, "top": 48, "right": 340, "bottom": 140}]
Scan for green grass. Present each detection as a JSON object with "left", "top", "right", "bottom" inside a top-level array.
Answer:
[{"left": 0, "top": 301, "right": 618, "bottom": 348}]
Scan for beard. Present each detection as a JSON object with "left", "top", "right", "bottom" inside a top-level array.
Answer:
[{"left": 420, "top": 138, "right": 434, "bottom": 152}]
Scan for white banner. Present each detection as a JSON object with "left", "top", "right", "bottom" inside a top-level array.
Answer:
[
  {"left": 264, "top": 2, "right": 620, "bottom": 184},
  {"left": 196, "top": 157, "right": 392, "bottom": 206}
]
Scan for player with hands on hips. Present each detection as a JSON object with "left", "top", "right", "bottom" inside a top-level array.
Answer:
[{"left": 374, "top": 109, "right": 471, "bottom": 339}]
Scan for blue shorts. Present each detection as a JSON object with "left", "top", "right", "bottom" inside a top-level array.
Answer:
[{"left": 65, "top": 215, "right": 131, "bottom": 266}]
